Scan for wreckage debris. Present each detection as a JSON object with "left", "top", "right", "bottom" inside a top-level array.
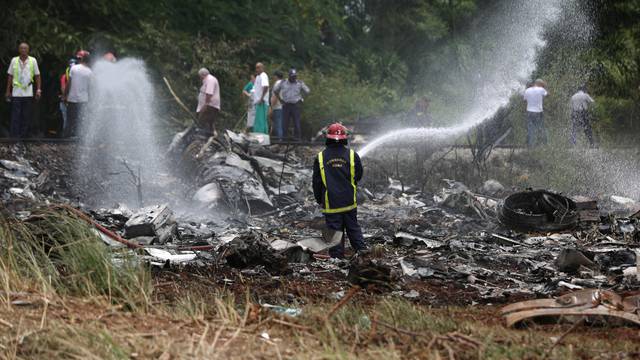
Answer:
[
  {"left": 169, "top": 128, "right": 314, "bottom": 214},
  {"left": 499, "top": 190, "right": 578, "bottom": 232},
  {"left": 481, "top": 179, "right": 505, "bottom": 196},
  {"left": 394, "top": 231, "right": 445, "bottom": 248},
  {"left": 124, "top": 204, "right": 177, "bottom": 245},
  {"left": 7, "top": 131, "right": 640, "bottom": 316},
  {"left": 218, "top": 231, "right": 291, "bottom": 273},
  {"left": 347, "top": 256, "right": 393, "bottom": 288},
  {"left": 555, "top": 249, "right": 596, "bottom": 273},
  {"left": 501, "top": 289, "right": 640, "bottom": 327}
]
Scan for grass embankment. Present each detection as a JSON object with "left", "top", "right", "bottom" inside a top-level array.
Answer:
[{"left": 1, "top": 209, "right": 639, "bottom": 359}]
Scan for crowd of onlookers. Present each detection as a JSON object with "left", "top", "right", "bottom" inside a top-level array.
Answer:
[
  {"left": 198, "top": 61, "right": 310, "bottom": 141},
  {"left": 4, "top": 42, "right": 312, "bottom": 141},
  {"left": 5, "top": 43, "right": 597, "bottom": 146}
]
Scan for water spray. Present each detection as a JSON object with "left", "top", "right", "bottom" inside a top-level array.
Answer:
[{"left": 359, "top": 0, "right": 564, "bottom": 157}]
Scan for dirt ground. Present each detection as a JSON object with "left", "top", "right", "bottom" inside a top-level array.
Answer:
[{"left": 3, "top": 271, "right": 640, "bottom": 359}]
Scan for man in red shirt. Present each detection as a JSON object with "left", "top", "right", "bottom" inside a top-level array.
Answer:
[{"left": 59, "top": 57, "right": 76, "bottom": 137}]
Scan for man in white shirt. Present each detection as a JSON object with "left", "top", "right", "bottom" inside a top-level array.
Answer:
[
  {"left": 196, "top": 68, "right": 221, "bottom": 135},
  {"left": 570, "top": 86, "right": 595, "bottom": 147},
  {"left": 270, "top": 70, "right": 284, "bottom": 140},
  {"left": 523, "top": 79, "right": 548, "bottom": 147},
  {"left": 5, "top": 43, "right": 41, "bottom": 138},
  {"left": 64, "top": 51, "right": 93, "bottom": 137},
  {"left": 252, "top": 62, "right": 269, "bottom": 134}
]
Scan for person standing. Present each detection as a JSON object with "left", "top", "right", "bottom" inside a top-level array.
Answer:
[
  {"left": 270, "top": 70, "right": 284, "bottom": 141},
  {"left": 274, "top": 68, "right": 310, "bottom": 141},
  {"left": 5, "top": 42, "right": 41, "bottom": 138},
  {"left": 523, "top": 79, "right": 548, "bottom": 147},
  {"left": 102, "top": 52, "right": 117, "bottom": 63},
  {"left": 410, "top": 96, "right": 432, "bottom": 127},
  {"left": 570, "top": 86, "right": 595, "bottom": 147},
  {"left": 242, "top": 74, "right": 255, "bottom": 132},
  {"left": 312, "top": 123, "right": 367, "bottom": 258},
  {"left": 59, "top": 57, "right": 76, "bottom": 137},
  {"left": 196, "top": 68, "right": 220, "bottom": 135},
  {"left": 252, "top": 62, "right": 269, "bottom": 134},
  {"left": 64, "top": 51, "right": 92, "bottom": 137}
]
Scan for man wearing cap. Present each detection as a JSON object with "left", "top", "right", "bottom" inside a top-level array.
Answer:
[
  {"left": 274, "top": 68, "right": 310, "bottom": 141},
  {"left": 5, "top": 42, "right": 41, "bottom": 138},
  {"left": 312, "top": 123, "right": 367, "bottom": 258},
  {"left": 523, "top": 79, "right": 548, "bottom": 147}
]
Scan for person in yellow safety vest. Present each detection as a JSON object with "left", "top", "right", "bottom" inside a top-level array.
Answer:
[
  {"left": 312, "top": 123, "right": 368, "bottom": 258},
  {"left": 4, "top": 42, "right": 41, "bottom": 138}
]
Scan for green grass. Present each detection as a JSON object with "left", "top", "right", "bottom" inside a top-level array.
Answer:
[{"left": 0, "top": 207, "right": 152, "bottom": 310}]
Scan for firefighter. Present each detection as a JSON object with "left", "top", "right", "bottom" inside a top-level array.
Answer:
[{"left": 312, "top": 123, "right": 367, "bottom": 258}]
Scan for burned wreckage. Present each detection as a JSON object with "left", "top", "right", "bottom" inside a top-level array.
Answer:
[{"left": 2, "top": 127, "right": 640, "bottom": 329}]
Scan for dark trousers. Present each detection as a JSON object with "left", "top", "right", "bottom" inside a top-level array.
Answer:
[
  {"left": 272, "top": 108, "right": 283, "bottom": 140},
  {"left": 325, "top": 209, "right": 366, "bottom": 258},
  {"left": 10, "top": 97, "right": 33, "bottom": 138},
  {"left": 570, "top": 110, "right": 594, "bottom": 146},
  {"left": 197, "top": 106, "right": 219, "bottom": 135},
  {"left": 282, "top": 102, "right": 301, "bottom": 140},
  {"left": 66, "top": 102, "right": 86, "bottom": 137},
  {"left": 526, "top": 111, "right": 547, "bottom": 147}
]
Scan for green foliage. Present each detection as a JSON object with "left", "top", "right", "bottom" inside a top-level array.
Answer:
[
  {"left": 0, "top": 209, "right": 152, "bottom": 310},
  {"left": 0, "top": 0, "right": 638, "bottom": 140},
  {"left": 302, "top": 67, "right": 410, "bottom": 131}
]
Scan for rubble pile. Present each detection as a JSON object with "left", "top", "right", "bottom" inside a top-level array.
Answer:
[
  {"left": 2, "top": 132, "right": 640, "bottom": 315},
  {"left": 169, "top": 128, "right": 310, "bottom": 214}
]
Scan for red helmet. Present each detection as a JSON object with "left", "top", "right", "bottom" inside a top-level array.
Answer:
[
  {"left": 326, "top": 123, "right": 348, "bottom": 140},
  {"left": 75, "top": 50, "right": 90, "bottom": 59}
]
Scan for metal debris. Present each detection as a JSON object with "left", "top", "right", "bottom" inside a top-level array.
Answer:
[
  {"left": 499, "top": 190, "right": 578, "bottom": 232},
  {"left": 501, "top": 289, "right": 640, "bottom": 327},
  {"left": 124, "top": 204, "right": 177, "bottom": 244}
]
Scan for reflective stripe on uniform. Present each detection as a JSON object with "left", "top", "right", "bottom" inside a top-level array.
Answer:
[
  {"left": 12, "top": 56, "right": 35, "bottom": 90},
  {"left": 318, "top": 149, "right": 357, "bottom": 214},
  {"left": 318, "top": 151, "right": 330, "bottom": 212},
  {"left": 350, "top": 149, "right": 356, "bottom": 205}
]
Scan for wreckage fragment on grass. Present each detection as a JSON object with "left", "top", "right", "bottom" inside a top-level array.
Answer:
[{"left": 501, "top": 289, "right": 640, "bottom": 327}]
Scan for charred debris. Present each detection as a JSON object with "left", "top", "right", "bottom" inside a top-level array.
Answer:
[{"left": 2, "top": 128, "right": 640, "bottom": 327}]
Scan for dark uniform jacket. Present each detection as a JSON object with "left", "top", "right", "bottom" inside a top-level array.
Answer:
[{"left": 312, "top": 144, "right": 363, "bottom": 212}]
